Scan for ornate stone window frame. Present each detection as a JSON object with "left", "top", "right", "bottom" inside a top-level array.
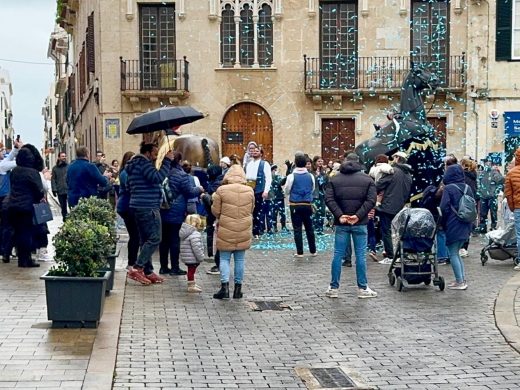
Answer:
[{"left": 211, "top": 0, "right": 282, "bottom": 20}]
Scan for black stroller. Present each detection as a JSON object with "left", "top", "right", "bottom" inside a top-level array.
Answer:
[
  {"left": 387, "top": 208, "right": 445, "bottom": 291},
  {"left": 480, "top": 223, "right": 518, "bottom": 266}
]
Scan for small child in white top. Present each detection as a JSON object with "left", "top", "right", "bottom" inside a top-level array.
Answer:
[{"left": 369, "top": 154, "right": 394, "bottom": 207}]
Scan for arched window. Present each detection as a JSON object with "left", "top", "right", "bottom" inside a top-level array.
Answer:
[{"left": 220, "top": 0, "right": 274, "bottom": 68}]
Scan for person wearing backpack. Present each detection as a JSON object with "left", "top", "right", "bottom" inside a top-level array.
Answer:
[{"left": 440, "top": 164, "right": 476, "bottom": 290}]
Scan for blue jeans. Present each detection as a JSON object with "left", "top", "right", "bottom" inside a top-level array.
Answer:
[
  {"left": 219, "top": 250, "right": 245, "bottom": 284},
  {"left": 436, "top": 229, "right": 448, "bottom": 260},
  {"left": 514, "top": 210, "right": 520, "bottom": 260},
  {"left": 132, "top": 208, "right": 161, "bottom": 275},
  {"left": 447, "top": 240, "right": 466, "bottom": 283},
  {"left": 330, "top": 225, "right": 368, "bottom": 289},
  {"left": 479, "top": 197, "right": 498, "bottom": 231}
]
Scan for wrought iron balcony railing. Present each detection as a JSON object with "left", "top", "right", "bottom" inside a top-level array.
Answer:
[
  {"left": 304, "top": 54, "right": 465, "bottom": 92},
  {"left": 120, "top": 57, "right": 190, "bottom": 92}
]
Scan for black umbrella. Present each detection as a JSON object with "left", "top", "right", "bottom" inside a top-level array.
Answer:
[{"left": 126, "top": 106, "right": 204, "bottom": 135}]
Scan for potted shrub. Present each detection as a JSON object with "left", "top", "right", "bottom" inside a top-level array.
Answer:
[
  {"left": 66, "top": 197, "right": 118, "bottom": 291},
  {"left": 40, "top": 218, "right": 113, "bottom": 328}
]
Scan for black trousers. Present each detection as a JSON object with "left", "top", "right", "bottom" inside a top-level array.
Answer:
[
  {"left": 119, "top": 210, "right": 140, "bottom": 267},
  {"left": 290, "top": 204, "right": 316, "bottom": 255},
  {"left": 7, "top": 208, "right": 33, "bottom": 266},
  {"left": 57, "top": 194, "right": 68, "bottom": 220},
  {"left": 252, "top": 193, "right": 265, "bottom": 236},
  {"left": 159, "top": 222, "right": 182, "bottom": 271},
  {"left": 378, "top": 211, "right": 395, "bottom": 258}
]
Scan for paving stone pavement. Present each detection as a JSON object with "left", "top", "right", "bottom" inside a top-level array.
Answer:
[{"left": 114, "top": 231, "right": 520, "bottom": 390}]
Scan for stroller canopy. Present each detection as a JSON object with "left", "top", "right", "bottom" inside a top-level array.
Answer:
[{"left": 392, "top": 208, "right": 436, "bottom": 253}]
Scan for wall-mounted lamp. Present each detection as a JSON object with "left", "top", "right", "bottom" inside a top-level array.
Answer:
[{"left": 53, "top": 137, "right": 60, "bottom": 148}]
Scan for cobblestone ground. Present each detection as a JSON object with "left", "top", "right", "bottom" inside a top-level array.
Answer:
[{"left": 114, "top": 231, "right": 520, "bottom": 389}]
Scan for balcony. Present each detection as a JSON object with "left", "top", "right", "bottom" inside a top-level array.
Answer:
[
  {"left": 304, "top": 54, "right": 465, "bottom": 96},
  {"left": 120, "top": 57, "right": 190, "bottom": 109}
]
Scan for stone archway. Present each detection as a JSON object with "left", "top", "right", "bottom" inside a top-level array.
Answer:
[{"left": 221, "top": 102, "right": 273, "bottom": 163}]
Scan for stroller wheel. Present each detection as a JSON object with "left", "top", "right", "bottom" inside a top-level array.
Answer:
[
  {"left": 437, "top": 276, "right": 445, "bottom": 291},
  {"left": 388, "top": 273, "right": 396, "bottom": 286},
  {"left": 481, "top": 255, "right": 488, "bottom": 266},
  {"left": 396, "top": 276, "right": 404, "bottom": 292}
]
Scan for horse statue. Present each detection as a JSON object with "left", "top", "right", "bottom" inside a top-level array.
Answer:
[{"left": 355, "top": 65, "right": 446, "bottom": 204}]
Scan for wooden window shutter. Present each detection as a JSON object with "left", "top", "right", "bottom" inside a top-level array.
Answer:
[
  {"left": 69, "top": 73, "right": 76, "bottom": 116},
  {"left": 87, "top": 13, "right": 95, "bottom": 74},
  {"left": 79, "top": 45, "right": 86, "bottom": 96},
  {"left": 496, "top": 0, "right": 512, "bottom": 61}
]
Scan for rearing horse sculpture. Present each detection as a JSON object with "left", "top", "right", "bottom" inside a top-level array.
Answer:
[{"left": 355, "top": 65, "right": 446, "bottom": 204}]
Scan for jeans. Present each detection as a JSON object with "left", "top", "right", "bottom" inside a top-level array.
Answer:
[
  {"left": 57, "top": 194, "right": 68, "bottom": 220},
  {"left": 219, "top": 250, "right": 245, "bottom": 284},
  {"left": 312, "top": 195, "right": 326, "bottom": 233},
  {"left": 270, "top": 198, "right": 286, "bottom": 230},
  {"left": 479, "top": 197, "right": 498, "bottom": 231},
  {"left": 436, "top": 229, "right": 448, "bottom": 260},
  {"left": 379, "top": 211, "right": 395, "bottom": 258},
  {"left": 159, "top": 222, "right": 182, "bottom": 272},
  {"left": 514, "top": 210, "right": 520, "bottom": 261},
  {"left": 367, "top": 218, "right": 377, "bottom": 252},
  {"left": 262, "top": 199, "right": 273, "bottom": 232},
  {"left": 118, "top": 210, "right": 140, "bottom": 267},
  {"left": 330, "top": 225, "right": 368, "bottom": 289},
  {"left": 447, "top": 240, "right": 466, "bottom": 283},
  {"left": 132, "top": 208, "right": 161, "bottom": 275},
  {"left": 290, "top": 204, "right": 316, "bottom": 255}
]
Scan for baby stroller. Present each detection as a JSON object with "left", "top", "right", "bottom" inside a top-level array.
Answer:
[
  {"left": 480, "top": 223, "right": 518, "bottom": 266},
  {"left": 387, "top": 208, "right": 445, "bottom": 291}
]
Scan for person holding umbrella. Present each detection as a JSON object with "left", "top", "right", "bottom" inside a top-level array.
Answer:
[{"left": 126, "top": 142, "right": 174, "bottom": 285}]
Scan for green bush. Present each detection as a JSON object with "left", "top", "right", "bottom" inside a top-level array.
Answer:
[
  {"left": 49, "top": 219, "right": 113, "bottom": 277},
  {"left": 67, "top": 197, "right": 117, "bottom": 243}
]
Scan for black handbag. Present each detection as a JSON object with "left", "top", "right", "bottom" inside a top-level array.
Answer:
[{"left": 33, "top": 202, "right": 53, "bottom": 225}]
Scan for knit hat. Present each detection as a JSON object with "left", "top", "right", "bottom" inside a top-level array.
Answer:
[
  {"left": 345, "top": 152, "right": 359, "bottom": 162},
  {"left": 220, "top": 156, "right": 231, "bottom": 166},
  {"left": 393, "top": 151, "right": 408, "bottom": 161}
]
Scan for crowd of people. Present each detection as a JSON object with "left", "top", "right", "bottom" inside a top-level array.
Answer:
[{"left": 1, "top": 136, "right": 519, "bottom": 300}]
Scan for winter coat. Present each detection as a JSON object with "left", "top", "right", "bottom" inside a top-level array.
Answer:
[
  {"left": 369, "top": 162, "right": 394, "bottom": 183},
  {"left": 463, "top": 170, "right": 478, "bottom": 201},
  {"left": 179, "top": 223, "right": 205, "bottom": 265},
  {"left": 324, "top": 160, "right": 376, "bottom": 225},
  {"left": 376, "top": 163, "right": 413, "bottom": 215},
  {"left": 160, "top": 163, "right": 202, "bottom": 224},
  {"left": 505, "top": 149, "right": 520, "bottom": 211},
  {"left": 116, "top": 169, "right": 130, "bottom": 214},
  {"left": 126, "top": 154, "right": 171, "bottom": 209},
  {"left": 478, "top": 167, "right": 504, "bottom": 199},
  {"left": 67, "top": 158, "right": 110, "bottom": 207},
  {"left": 211, "top": 165, "right": 255, "bottom": 251},
  {"left": 5, "top": 148, "right": 44, "bottom": 212},
  {"left": 269, "top": 173, "right": 285, "bottom": 200},
  {"left": 440, "top": 164, "right": 475, "bottom": 245},
  {"left": 51, "top": 161, "right": 68, "bottom": 195}
]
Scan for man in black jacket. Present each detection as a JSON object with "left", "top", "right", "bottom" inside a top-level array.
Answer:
[
  {"left": 51, "top": 152, "right": 69, "bottom": 220},
  {"left": 376, "top": 151, "right": 413, "bottom": 264},
  {"left": 325, "top": 153, "right": 377, "bottom": 299}
]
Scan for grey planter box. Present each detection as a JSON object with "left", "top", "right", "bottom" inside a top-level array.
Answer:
[
  {"left": 103, "top": 254, "right": 117, "bottom": 292},
  {"left": 40, "top": 270, "right": 111, "bottom": 328}
]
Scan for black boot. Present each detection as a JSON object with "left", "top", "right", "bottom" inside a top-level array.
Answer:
[
  {"left": 213, "top": 282, "right": 229, "bottom": 299},
  {"left": 233, "top": 284, "right": 243, "bottom": 299}
]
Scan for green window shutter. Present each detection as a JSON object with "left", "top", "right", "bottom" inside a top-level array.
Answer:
[{"left": 496, "top": 0, "right": 513, "bottom": 61}]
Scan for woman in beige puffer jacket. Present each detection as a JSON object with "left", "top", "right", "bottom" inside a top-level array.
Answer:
[{"left": 211, "top": 164, "right": 254, "bottom": 299}]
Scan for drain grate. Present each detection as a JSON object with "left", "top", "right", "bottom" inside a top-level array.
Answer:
[
  {"left": 250, "top": 300, "right": 291, "bottom": 311},
  {"left": 309, "top": 368, "right": 356, "bottom": 388}
]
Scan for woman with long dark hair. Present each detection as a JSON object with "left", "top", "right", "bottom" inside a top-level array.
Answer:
[{"left": 116, "top": 151, "right": 139, "bottom": 269}]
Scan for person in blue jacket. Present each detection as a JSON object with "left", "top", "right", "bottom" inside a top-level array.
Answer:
[
  {"left": 440, "top": 164, "right": 475, "bottom": 291},
  {"left": 159, "top": 151, "right": 204, "bottom": 276},
  {"left": 67, "top": 146, "right": 111, "bottom": 208}
]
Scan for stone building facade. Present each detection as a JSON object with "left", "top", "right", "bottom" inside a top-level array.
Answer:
[
  {"left": 50, "top": 0, "right": 520, "bottom": 167},
  {"left": 0, "top": 67, "right": 14, "bottom": 149}
]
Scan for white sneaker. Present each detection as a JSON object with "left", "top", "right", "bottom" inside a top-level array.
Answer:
[
  {"left": 514, "top": 265, "right": 520, "bottom": 271},
  {"left": 459, "top": 248, "right": 468, "bottom": 257},
  {"left": 448, "top": 282, "right": 468, "bottom": 290},
  {"left": 38, "top": 248, "right": 52, "bottom": 262},
  {"left": 358, "top": 286, "right": 378, "bottom": 299},
  {"left": 325, "top": 287, "right": 339, "bottom": 298},
  {"left": 378, "top": 257, "right": 393, "bottom": 265}
]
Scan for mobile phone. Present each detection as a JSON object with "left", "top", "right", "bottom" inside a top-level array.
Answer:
[{"left": 16, "top": 135, "right": 20, "bottom": 141}]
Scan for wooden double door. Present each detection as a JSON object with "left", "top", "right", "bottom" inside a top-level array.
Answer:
[
  {"left": 321, "top": 118, "right": 356, "bottom": 162},
  {"left": 221, "top": 102, "right": 273, "bottom": 163}
]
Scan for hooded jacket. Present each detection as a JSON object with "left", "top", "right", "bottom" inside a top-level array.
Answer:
[
  {"left": 478, "top": 165, "right": 504, "bottom": 199},
  {"left": 179, "top": 222, "right": 205, "bottom": 265},
  {"left": 505, "top": 148, "right": 520, "bottom": 211},
  {"left": 376, "top": 163, "right": 413, "bottom": 215},
  {"left": 5, "top": 148, "right": 44, "bottom": 212},
  {"left": 211, "top": 165, "right": 255, "bottom": 251},
  {"left": 440, "top": 164, "right": 475, "bottom": 245},
  {"left": 51, "top": 160, "right": 68, "bottom": 195},
  {"left": 67, "top": 158, "right": 110, "bottom": 207},
  {"left": 324, "top": 160, "right": 376, "bottom": 225},
  {"left": 126, "top": 154, "right": 171, "bottom": 209}
]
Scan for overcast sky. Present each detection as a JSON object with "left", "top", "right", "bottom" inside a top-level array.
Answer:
[{"left": 0, "top": 0, "right": 56, "bottom": 149}]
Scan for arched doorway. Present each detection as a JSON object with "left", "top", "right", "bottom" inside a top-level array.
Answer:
[{"left": 221, "top": 102, "right": 273, "bottom": 163}]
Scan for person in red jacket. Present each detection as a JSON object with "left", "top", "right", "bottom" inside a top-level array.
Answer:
[{"left": 504, "top": 147, "right": 520, "bottom": 270}]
